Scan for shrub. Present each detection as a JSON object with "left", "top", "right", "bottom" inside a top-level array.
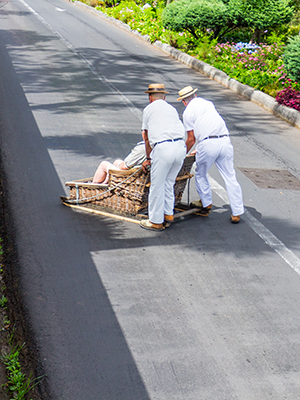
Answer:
[
  {"left": 228, "top": 0, "right": 294, "bottom": 42},
  {"left": 210, "top": 42, "right": 291, "bottom": 96},
  {"left": 100, "top": 1, "right": 140, "bottom": 23},
  {"left": 161, "top": 0, "right": 231, "bottom": 39},
  {"left": 162, "top": 0, "right": 294, "bottom": 41},
  {"left": 97, "top": 1, "right": 167, "bottom": 42},
  {"left": 191, "top": 36, "right": 218, "bottom": 65},
  {"left": 96, "top": 0, "right": 117, "bottom": 6},
  {"left": 283, "top": 35, "right": 300, "bottom": 81}
]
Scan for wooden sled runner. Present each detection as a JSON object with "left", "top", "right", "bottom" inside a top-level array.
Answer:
[{"left": 60, "top": 154, "right": 203, "bottom": 224}]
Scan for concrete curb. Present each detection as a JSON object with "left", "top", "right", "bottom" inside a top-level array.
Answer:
[
  {"left": 73, "top": 1, "right": 300, "bottom": 130},
  {"left": 154, "top": 41, "right": 300, "bottom": 130}
]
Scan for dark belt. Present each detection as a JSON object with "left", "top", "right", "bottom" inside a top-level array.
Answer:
[
  {"left": 202, "top": 134, "right": 229, "bottom": 141},
  {"left": 153, "top": 138, "right": 183, "bottom": 148}
]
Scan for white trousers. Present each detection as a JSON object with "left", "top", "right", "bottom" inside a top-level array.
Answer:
[
  {"left": 195, "top": 137, "right": 244, "bottom": 216},
  {"left": 149, "top": 140, "right": 186, "bottom": 224}
]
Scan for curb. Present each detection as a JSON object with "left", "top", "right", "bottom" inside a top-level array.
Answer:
[
  {"left": 153, "top": 41, "right": 300, "bottom": 130},
  {"left": 73, "top": 1, "right": 300, "bottom": 130}
]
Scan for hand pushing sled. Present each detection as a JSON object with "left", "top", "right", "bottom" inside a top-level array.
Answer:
[{"left": 60, "top": 155, "right": 206, "bottom": 224}]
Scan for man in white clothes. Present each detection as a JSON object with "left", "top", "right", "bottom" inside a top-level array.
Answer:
[
  {"left": 140, "top": 83, "right": 186, "bottom": 231},
  {"left": 178, "top": 85, "right": 244, "bottom": 223}
]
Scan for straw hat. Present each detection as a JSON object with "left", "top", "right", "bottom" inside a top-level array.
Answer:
[
  {"left": 145, "top": 83, "right": 169, "bottom": 94},
  {"left": 177, "top": 86, "right": 198, "bottom": 101}
]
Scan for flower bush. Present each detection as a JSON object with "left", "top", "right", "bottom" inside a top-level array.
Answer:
[
  {"left": 276, "top": 86, "right": 300, "bottom": 112},
  {"left": 234, "top": 42, "right": 260, "bottom": 53},
  {"left": 200, "top": 41, "right": 300, "bottom": 97},
  {"left": 92, "top": 0, "right": 300, "bottom": 110}
]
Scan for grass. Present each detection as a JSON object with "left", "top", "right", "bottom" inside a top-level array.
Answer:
[
  {"left": 1, "top": 342, "right": 43, "bottom": 400},
  {"left": 0, "top": 239, "right": 43, "bottom": 400},
  {"left": 0, "top": 295, "right": 7, "bottom": 308}
]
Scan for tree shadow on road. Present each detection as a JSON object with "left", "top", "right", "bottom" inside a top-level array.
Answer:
[{"left": 0, "top": 35, "right": 151, "bottom": 400}]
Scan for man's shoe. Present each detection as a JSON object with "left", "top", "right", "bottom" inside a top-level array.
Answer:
[
  {"left": 163, "top": 214, "right": 174, "bottom": 228},
  {"left": 191, "top": 199, "right": 203, "bottom": 208},
  {"left": 164, "top": 214, "right": 174, "bottom": 223},
  {"left": 230, "top": 215, "right": 241, "bottom": 224},
  {"left": 140, "top": 219, "right": 164, "bottom": 231},
  {"left": 191, "top": 200, "right": 212, "bottom": 216}
]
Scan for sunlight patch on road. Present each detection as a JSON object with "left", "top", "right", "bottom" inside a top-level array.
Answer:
[{"left": 209, "top": 175, "right": 300, "bottom": 276}]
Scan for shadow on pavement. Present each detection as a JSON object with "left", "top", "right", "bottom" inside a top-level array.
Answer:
[{"left": 0, "top": 33, "right": 151, "bottom": 400}]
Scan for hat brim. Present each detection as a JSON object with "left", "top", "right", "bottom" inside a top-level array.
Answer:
[
  {"left": 177, "top": 88, "right": 198, "bottom": 101},
  {"left": 145, "top": 90, "right": 169, "bottom": 94}
]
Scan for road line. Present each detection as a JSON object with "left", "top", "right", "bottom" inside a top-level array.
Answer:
[
  {"left": 18, "top": 0, "right": 142, "bottom": 121},
  {"left": 209, "top": 175, "right": 300, "bottom": 276}
]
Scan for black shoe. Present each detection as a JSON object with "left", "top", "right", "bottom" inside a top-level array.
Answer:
[{"left": 191, "top": 200, "right": 212, "bottom": 216}]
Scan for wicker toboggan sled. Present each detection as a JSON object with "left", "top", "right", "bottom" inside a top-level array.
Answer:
[{"left": 60, "top": 154, "right": 202, "bottom": 223}]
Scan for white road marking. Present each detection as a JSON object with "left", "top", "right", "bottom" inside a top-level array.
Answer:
[
  {"left": 18, "top": 0, "right": 142, "bottom": 121},
  {"left": 209, "top": 175, "right": 300, "bottom": 276},
  {"left": 55, "top": 7, "right": 65, "bottom": 12}
]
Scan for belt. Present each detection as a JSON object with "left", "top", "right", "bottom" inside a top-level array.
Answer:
[
  {"left": 202, "top": 134, "right": 229, "bottom": 141},
  {"left": 153, "top": 138, "right": 183, "bottom": 148}
]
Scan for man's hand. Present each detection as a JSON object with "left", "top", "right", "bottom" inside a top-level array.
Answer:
[
  {"left": 142, "top": 159, "right": 151, "bottom": 173},
  {"left": 186, "top": 130, "right": 196, "bottom": 153}
]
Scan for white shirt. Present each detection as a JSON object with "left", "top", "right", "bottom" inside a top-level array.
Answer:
[
  {"left": 183, "top": 97, "right": 228, "bottom": 142},
  {"left": 124, "top": 141, "right": 146, "bottom": 168},
  {"left": 142, "top": 99, "right": 185, "bottom": 148}
]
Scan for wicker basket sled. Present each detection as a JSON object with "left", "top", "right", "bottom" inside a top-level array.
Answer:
[{"left": 60, "top": 154, "right": 202, "bottom": 223}]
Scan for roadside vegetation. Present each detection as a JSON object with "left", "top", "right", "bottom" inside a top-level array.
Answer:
[
  {"left": 77, "top": 0, "right": 300, "bottom": 112},
  {"left": 0, "top": 167, "right": 45, "bottom": 399},
  {"left": 0, "top": 241, "right": 43, "bottom": 400}
]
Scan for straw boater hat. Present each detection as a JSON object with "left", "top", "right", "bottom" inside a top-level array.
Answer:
[
  {"left": 145, "top": 83, "right": 169, "bottom": 94},
  {"left": 177, "top": 86, "right": 198, "bottom": 101}
]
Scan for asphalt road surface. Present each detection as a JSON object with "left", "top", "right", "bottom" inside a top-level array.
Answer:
[{"left": 1, "top": 0, "right": 300, "bottom": 399}]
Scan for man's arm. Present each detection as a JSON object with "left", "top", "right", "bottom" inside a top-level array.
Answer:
[
  {"left": 186, "top": 130, "right": 196, "bottom": 153},
  {"left": 142, "top": 130, "right": 152, "bottom": 157},
  {"left": 142, "top": 130, "right": 152, "bottom": 172}
]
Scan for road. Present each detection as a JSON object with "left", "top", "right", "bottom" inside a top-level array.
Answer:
[{"left": 1, "top": 0, "right": 300, "bottom": 399}]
